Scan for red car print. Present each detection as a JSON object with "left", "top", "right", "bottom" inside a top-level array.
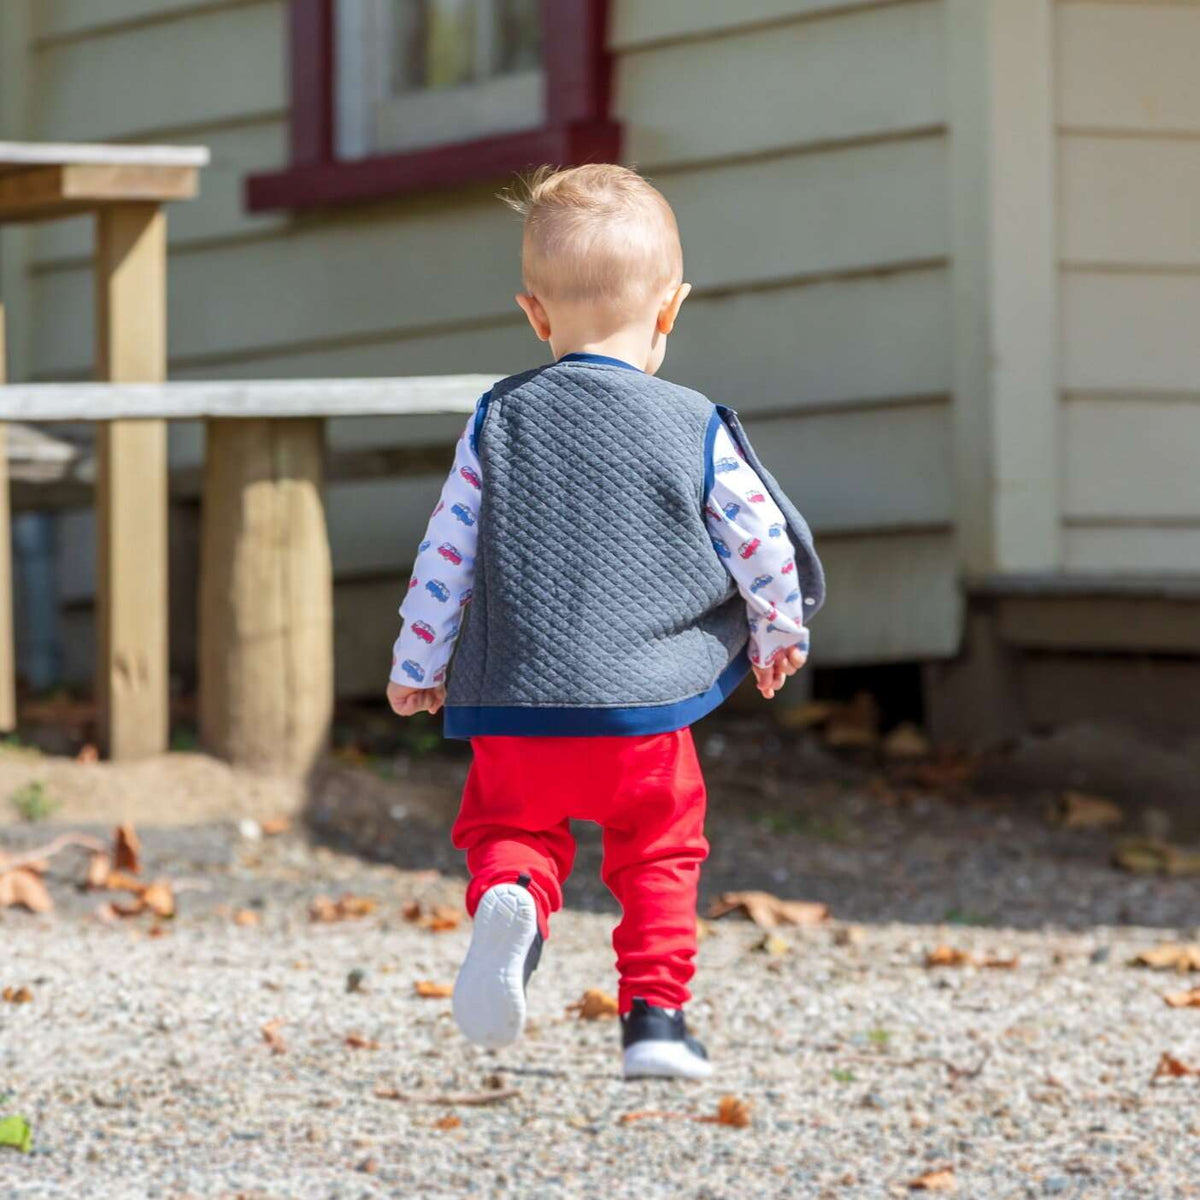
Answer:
[
  {"left": 438, "top": 542, "right": 463, "bottom": 566},
  {"left": 738, "top": 538, "right": 760, "bottom": 559},
  {"left": 408, "top": 576, "right": 418, "bottom": 590},
  {"left": 765, "top": 603, "right": 779, "bottom": 623},
  {"left": 460, "top": 465, "right": 482, "bottom": 490},
  {"left": 745, "top": 489, "right": 766, "bottom": 504},
  {"left": 781, "top": 558, "right": 795, "bottom": 575},
  {"left": 433, "top": 667, "right": 446, "bottom": 683},
  {"left": 411, "top": 620, "right": 436, "bottom": 644},
  {"left": 432, "top": 501, "right": 444, "bottom": 517}
]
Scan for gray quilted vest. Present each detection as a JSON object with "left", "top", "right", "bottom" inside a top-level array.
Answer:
[{"left": 442, "top": 353, "right": 823, "bottom": 739}]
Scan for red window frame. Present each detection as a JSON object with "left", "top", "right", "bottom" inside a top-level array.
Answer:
[{"left": 246, "top": 0, "right": 620, "bottom": 212}]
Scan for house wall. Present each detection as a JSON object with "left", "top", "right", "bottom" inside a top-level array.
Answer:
[
  {"left": 1055, "top": 0, "right": 1200, "bottom": 574},
  {"left": 4, "top": 0, "right": 959, "bottom": 694}
]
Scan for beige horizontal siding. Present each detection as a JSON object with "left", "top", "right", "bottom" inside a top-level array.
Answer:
[
  {"left": 33, "top": 0, "right": 276, "bottom": 42},
  {"left": 1057, "top": 1, "right": 1200, "bottom": 134},
  {"left": 1064, "top": 527, "right": 1200, "bottom": 573},
  {"left": 615, "top": 0, "right": 944, "bottom": 169},
  {"left": 610, "top": 0, "right": 916, "bottom": 50},
  {"left": 1059, "top": 135, "right": 1200, "bottom": 267},
  {"left": 811, "top": 531, "right": 961, "bottom": 662},
  {"left": 1060, "top": 271, "right": 1200, "bottom": 394},
  {"left": 1064, "top": 397, "right": 1200, "bottom": 521},
  {"left": 30, "top": 0, "right": 285, "bottom": 142}
]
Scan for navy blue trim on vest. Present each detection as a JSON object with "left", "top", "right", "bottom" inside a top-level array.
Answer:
[
  {"left": 557, "top": 351, "right": 644, "bottom": 372},
  {"left": 702, "top": 407, "right": 721, "bottom": 502},
  {"left": 470, "top": 389, "right": 493, "bottom": 454},
  {"left": 442, "top": 649, "right": 749, "bottom": 739}
]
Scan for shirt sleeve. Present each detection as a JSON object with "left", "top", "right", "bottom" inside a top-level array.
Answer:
[
  {"left": 705, "top": 420, "right": 810, "bottom": 668},
  {"left": 390, "top": 412, "right": 482, "bottom": 688}
]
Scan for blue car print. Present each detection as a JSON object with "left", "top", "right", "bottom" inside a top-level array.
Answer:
[
  {"left": 714, "top": 456, "right": 739, "bottom": 475},
  {"left": 785, "top": 589, "right": 801, "bottom": 604},
  {"left": 400, "top": 659, "right": 425, "bottom": 683},
  {"left": 722, "top": 501, "right": 741, "bottom": 521},
  {"left": 459, "top": 587, "right": 474, "bottom": 607},
  {"left": 767, "top": 523, "right": 785, "bottom": 539},
  {"left": 750, "top": 574, "right": 773, "bottom": 594},
  {"left": 711, "top": 538, "right": 731, "bottom": 560},
  {"left": 425, "top": 579, "right": 450, "bottom": 602},
  {"left": 450, "top": 503, "right": 476, "bottom": 527},
  {"left": 418, "top": 539, "right": 431, "bottom": 553}
]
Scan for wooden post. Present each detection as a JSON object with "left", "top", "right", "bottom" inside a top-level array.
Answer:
[
  {"left": 0, "top": 306, "right": 17, "bottom": 731},
  {"left": 94, "top": 204, "right": 169, "bottom": 759},
  {"left": 199, "top": 418, "right": 332, "bottom": 775}
]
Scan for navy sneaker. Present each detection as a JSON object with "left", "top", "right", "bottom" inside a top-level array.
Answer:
[
  {"left": 452, "top": 875, "right": 544, "bottom": 1049},
  {"left": 621, "top": 998, "right": 713, "bottom": 1080}
]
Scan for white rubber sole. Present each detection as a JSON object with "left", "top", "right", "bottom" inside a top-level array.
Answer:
[
  {"left": 623, "top": 1039, "right": 714, "bottom": 1080},
  {"left": 452, "top": 883, "right": 539, "bottom": 1049}
]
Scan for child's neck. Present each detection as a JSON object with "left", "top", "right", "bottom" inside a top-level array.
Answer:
[{"left": 550, "top": 330, "right": 656, "bottom": 373}]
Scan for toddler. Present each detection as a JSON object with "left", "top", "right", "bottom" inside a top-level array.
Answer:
[{"left": 387, "top": 164, "right": 823, "bottom": 1079}]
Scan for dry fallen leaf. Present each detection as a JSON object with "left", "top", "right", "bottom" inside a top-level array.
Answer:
[
  {"left": 75, "top": 743, "right": 99, "bottom": 764},
  {"left": 261, "top": 1019, "right": 287, "bottom": 1055},
  {"left": 85, "top": 852, "right": 112, "bottom": 890},
  {"left": 908, "top": 754, "right": 978, "bottom": 793},
  {"left": 141, "top": 880, "right": 175, "bottom": 919},
  {"left": 754, "top": 933, "right": 790, "bottom": 957},
  {"left": 1060, "top": 790, "right": 1124, "bottom": 830},
  {"left": 1115, "top": 839, "right": 1200, "bottom": 877},
  {"left": 908, "top": 1166, "right": 957, "bottom": 1192},
  {"left": 708, "top": 891, "right": 829, "bottom": 930},
  {"left": 260, "top": 816, "right": 291, "bottom": 837},
  {"left": 824, "top": 693, "right": 880, "bottom": 749},
  {"left": 0, "top": 867, "right": 53, "bottom": 914},
  {"left": 374, "top": 1086, "right": 518, "bottom": 1107},
  {"left": 402, "top": 901, "right": 462, "bottom": 932},
  {"left": 113, "top": 824, "right": 142, "bottom": 875},
  {"left": 566, "top": 989, "right": 619, "bottom": 1020},
  {"left": 2, "top": 985, "right": 33, "bottom": 1004},
  {"left": 882, "top": 722, "right": 932, "bottom": 759},
  {"left": 309, "top": 894, "right": 378, "bottom": 923},
  {"left": 1152, "top": 1052, "right": 1200, "bottom": 1081},
  {"left": 344, "top": 1033, "right": 380, "bottom": 1050},
  {"left": 1163, "top": 987, "right": 1200, "bottom": 1009},
  {"left": 1131, "top": 943, "right": 1200, "bottom": 973},
  {"left": 413, "top": 980, "right": 453, "bottom": 999},
  {"left": 432, "top": 1114, "right": 462, "bottom": 1131},
  {"left": 925, "top": 945, "right": 1018, "bottom": 970},
  {"left": 703, "top": 1096, "right": 752, "bottom": 1128}
]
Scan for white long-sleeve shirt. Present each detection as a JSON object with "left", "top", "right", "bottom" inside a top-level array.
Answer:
[{"left": 390, "top": 413, "right": 809, "bottom": 688}]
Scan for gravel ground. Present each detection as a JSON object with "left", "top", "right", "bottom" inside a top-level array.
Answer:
[{"left": 5, "top": 769, "right": 1200, "bottom": 1198}]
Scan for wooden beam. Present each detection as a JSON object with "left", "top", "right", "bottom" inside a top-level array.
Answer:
[
  {"left": 0, "top": 376, "right": 493, "bottom": 421},
  {"left": 94, "top": 204, "right": 169, "bottom": 761},
  {"left": 0, "top": 307, "right": 17, "bottom": 732},
  {"left": 0, "top": 162, "right": 199, "bottom": 223},
  {"left": 199, "top": 418, "right": 333, "bottom": 775}
]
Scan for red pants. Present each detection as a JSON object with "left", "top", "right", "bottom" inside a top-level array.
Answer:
[{"left": 452, "top": 730, "right": 708, "bottom": 1013}]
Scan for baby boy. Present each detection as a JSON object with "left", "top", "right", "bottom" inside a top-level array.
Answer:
[{"left": 388, "top": 164, "right": 823, "bottom": 1079}]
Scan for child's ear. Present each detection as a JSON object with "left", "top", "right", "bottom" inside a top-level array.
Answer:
[
  {"left": 515, "top": 293, "right": 552, "bottom": 342},
  {"left": 657, "top": 282, "right": 691, "bottom": 336}
]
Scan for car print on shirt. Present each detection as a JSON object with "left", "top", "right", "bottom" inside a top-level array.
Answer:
[
  {"left": 408, "top": 576, "right": 418, "bottom": 591},
  {"left": 450, "top": 503, "right": 476, "bottom": 527},
  {"left": 714, "top": 456, "right": 740, "bottom": 475},
  {"left": 738, "top": 537, "right": 761, "bottom": 560},
  {"left": 432, "top": 501, "right": 444, "bottom": 517},
  {"left": 438, "top": 542, "right": 463, "bottom": 566},
  {"left": 410, "top": 620, "right": 436, "bottom": 644},
  {"left": 400, "top": 659, "right": 425, "bottom": 683},
  {"left": 765, "top": 603, "right": 779, "bottom": 623},
  {"left": 745, "top": 488, "right": 766, "bottom": 504},
  {"left": 445, "top": 623, "right": 461, "bottom": 641},
  {"left": 711, "top": 538, "right": 732, "bottom": 560},
  {"left": 785, "top": 588, "right": 801, "bottom": 604},
  {"left": 459, "top": 587, "right": 473, "bottom": 607},
  {"left": 767, "top": 522, "right": 785, "bottom": 539},
  {"left": 750, "top": 574, "right": 774, "bottom": 595},
  {"left": 460, "top": 465, "right": 482, "bottom": 490},
  {"left": 432, "top": 667, "right": 446, "bottom": 684},
  {"left": 781, "top": 558, "right": 796, "bottom": 575},
  {"left": 425, "top": 579, "right": 450, "bottom": 602},
  {"left": 418, "top": 539, "right": 431, "bottom": 553},
  {"left": 722, "top": 501, "right": 741, "bottom": 521},
  {"left": 705, "top": 504, "right": 724, "bottom": 523}
]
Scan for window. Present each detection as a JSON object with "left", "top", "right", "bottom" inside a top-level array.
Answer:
[{"left": 246, "top": 0, "right": 619, "bottom": 211}]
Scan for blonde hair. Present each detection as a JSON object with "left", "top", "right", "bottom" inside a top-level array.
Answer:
[{"left": 502, "top": 164, "right": 683, "bottom": 309}]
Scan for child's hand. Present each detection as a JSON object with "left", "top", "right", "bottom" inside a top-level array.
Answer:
[
  {"left": 752, "top": 646, "right": 807, "bottom": 700},
  {"left": 387, "top": 681, "right": 446, "bottom": 717}
]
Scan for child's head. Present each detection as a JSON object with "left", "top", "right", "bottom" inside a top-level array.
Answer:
[{"left": 503, "top": 164, "right": 690, "bottom": 375}]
